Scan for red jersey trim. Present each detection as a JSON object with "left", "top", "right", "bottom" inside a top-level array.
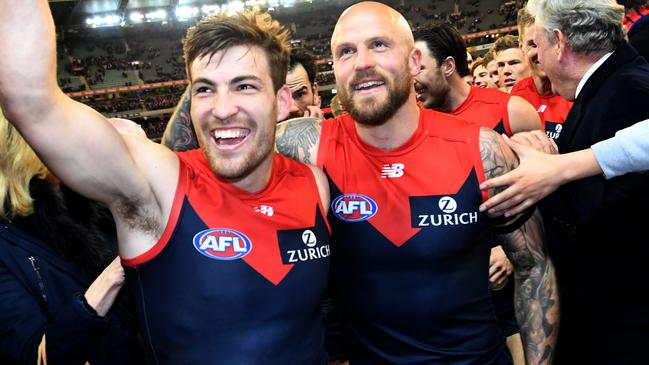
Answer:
[
  {"left": 122, "top": 159, "right": 188, "bottom": 267},
  {"left": 317, "top": 118, "right": 333, "bottom": 168},
  {"left": 501, "top": 96, "right": 512, "bottom": 137},
  {"left": 305, "top": 166, "right": 333, "bottom": 235}
]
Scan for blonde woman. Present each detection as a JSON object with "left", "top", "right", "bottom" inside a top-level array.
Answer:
[{"left": 0, "top": 109, "right": 144, "bottom": 364}]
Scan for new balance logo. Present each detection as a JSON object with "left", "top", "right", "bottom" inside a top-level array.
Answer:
[
  {"left": 254, "top": 205, "right": 274, "bottom": 217},
  {"left": 381, "top": 163, "right": 405, "bottom": 178},
  {"left": 538, "top": 105, "right": 547, "bottom": 113}
]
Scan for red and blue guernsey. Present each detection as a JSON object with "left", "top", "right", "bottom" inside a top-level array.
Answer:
[
  {"left": 511, "top": 76, "right": 572, "bottom": 141},
  {"left": 317, "top": 109, "right": 511, "bottom": 364},
  {"left": 451, "top": 85, "right": 513, "bottom": 137},
  {"left": 122, "top": 150, "right": 331, "bottom": 365}
]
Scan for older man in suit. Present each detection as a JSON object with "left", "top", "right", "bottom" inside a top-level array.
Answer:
[{"left": 526, "top": 0, "right": 649, "bottom": 364}]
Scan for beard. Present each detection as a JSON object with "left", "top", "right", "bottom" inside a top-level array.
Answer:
[
  {"left": 415, "top": 69, "right": 451, "bottom": 110},
  {"left": 198, "top": 116, "right": 275, "bottom": 183},
  {"left": 338, "top": 67, "right": 412, "bottom": 126}
]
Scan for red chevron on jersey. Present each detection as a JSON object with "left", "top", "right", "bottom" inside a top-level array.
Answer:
[
  {"left": 451, "top": 85, "right": 512, "bottom": 136},
  {"left": 318, "top": 108, "right": 486, "bottom": 247},
  {"left": 124, "top": 150, "right": 329, "bottom": 285}
]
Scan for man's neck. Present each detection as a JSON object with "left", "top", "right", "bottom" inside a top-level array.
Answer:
[
  {"left": 355, "top": 93, "right": 421, "bottom": 151},
  {"left": 532, "top": 73, "right": 553, "bottom": 95},
  {"left": 231, "top": 154, "right": 274, "bottom": 194},
  {"left": 442, "top": 76, "right": 471, "bottom": 113}
]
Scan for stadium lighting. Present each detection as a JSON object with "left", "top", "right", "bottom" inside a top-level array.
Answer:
[
  {"left": 129, "top": 12, "right": 144, "bottom": 23},
  {"left": 201, "top": 4, "right": 221, "bottom": 15},
  {"left": 145, "top": 9, "right": 167, "bottom": 22},
  {"left": 245, "top": 0, "right": 267, "bottom": 6},
  {"left": 227, "top": 1, "right": 245, "bottom": 13},
  {"left": 176, "top": 5, "right": 199, "bottom": 20},
  {"left": 85, "top": 14, "right": 122, "bottom": 27},
  {"left": 281, "top": 0, "right": 295, "bottom": 7}
]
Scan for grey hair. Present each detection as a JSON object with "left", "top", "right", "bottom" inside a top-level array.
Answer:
[{"left": 527, "top": 0, "right": 627, "bottom": 55}]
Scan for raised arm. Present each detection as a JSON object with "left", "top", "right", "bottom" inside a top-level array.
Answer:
[
  {"left": 275, "top": 117, "right": 323, "bottom": 165},
  {"left": 161, "top": 86, "right": 199, "bottom": 151},
  {"left": 508, "top": 95, "right": 542, "bottom": 134},
  {"left": 0, "top": 0, "right": 168, "bottom": 207},
  {"left": 0, "top": 1, "right": 177, "bottom": 259},
  {"left": 480, "top": 128, "right": 559, "bottom": 365}
]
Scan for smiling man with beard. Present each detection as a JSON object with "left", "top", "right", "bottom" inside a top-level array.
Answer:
[
  {"left": 0, "top": 3, "right": 332, "bottom": 364},
  {"left": 413, "top": 24, "right": 541, "bottom": 138},
  {"left": 274, "top": 2, "right": 558, "bottom": 364}
]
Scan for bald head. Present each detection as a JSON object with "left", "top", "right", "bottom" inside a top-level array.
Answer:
[
  {"left": 328, "top": 1, "right": 420, "bottom": 127},
  {"left": 331, "top": 1, "right": 414, "bottom": 54}
]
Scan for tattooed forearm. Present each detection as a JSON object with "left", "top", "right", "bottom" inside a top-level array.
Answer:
[
  {"left": 481, "top": 127, "right": 558, "bottom": 364},
  {"left": 499, "top": 211, "right": 559, "bottom": 365},
  {"left": 162, "top": 87, "right": 199, "bottom": 152},
  {"left": 275, "top": 117, "right": 322, "bottom": 164},
  {"left": 480, "top": 128, "right": 519, "bottom": 196}
]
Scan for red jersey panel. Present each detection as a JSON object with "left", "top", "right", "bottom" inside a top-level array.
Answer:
[
  {"left": 316, "top": 109, "right": 507, "bottom": 364},
  {"left": 317, "top": 108, "right": 486, "bottom": 247},
  {"left": 511, "top": 76, "right": 573, "bottom": 141},
  {"left": 121, "top": 151, "right": 331, "bottom": 364},
  {"left": 452, "top": 85, "right": 513, "bottom": 136}
]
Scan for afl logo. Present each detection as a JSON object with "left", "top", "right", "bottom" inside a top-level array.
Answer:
[
  {"left": 438, "top": 196, "right": 457, "bottom": 213},
  {"left": 192, "top": 228, "right": 252, "bottom": 261},
  {"left": 332, "top": 194, "right": 378, "bottom": 222}
]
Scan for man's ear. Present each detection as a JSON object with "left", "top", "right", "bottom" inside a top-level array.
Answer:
[
  {"left": 442, "top": 56, "right": 456, "bottom": 78},
  {"left": 276, "top": 84, "right": 292, "bottom": 122},
  {"left": 409, "top": 47, "right": 422, "bottom": 76},
  {"left": 313, "top": 82, "right": 321, "bottom": 107},
  {"left": 554, "top": 29, "right": 566, "bottom": 61}
]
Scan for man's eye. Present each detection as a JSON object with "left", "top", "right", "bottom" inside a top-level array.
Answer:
[
  {"left": 238, "top": 84, "right": 257, "bottom": 91},
  {"left": 340, "top": 47, "right": 354, "bottom": 56}
]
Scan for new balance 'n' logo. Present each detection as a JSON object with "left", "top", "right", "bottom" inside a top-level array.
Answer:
[
  {"left": 381, "top": 163, "right": 405, "bottom": 178},
  {"left": 254, "top": 205, "right": 274, "bottom": 217}
]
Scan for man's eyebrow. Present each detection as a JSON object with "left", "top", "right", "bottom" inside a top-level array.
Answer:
[
  {"left": 291, "top": 86, "right": 308, "bottom": 94},
  {"left": 230, "top": 75, "right": 263, "bottom": 84},
  {"left": 192, "top": 77, "right": 215, "bottom": 86}
]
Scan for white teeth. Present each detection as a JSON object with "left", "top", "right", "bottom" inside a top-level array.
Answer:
[
  {"left": 213, "top": 129, "right": 247, "bottom": 139},
  {"left": 355, "top": 81, "right": 384, "bottom": 90}
]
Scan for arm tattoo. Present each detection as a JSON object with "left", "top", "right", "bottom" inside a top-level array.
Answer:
[
  {"left": 481, "top": 129, "right": 559, "bottom": 365},
  {"left": 480, "top": 128, "right": 518, "bottom": 196},
  {"left": 275, "top": 118, "right": 322, "bottom": 164},
  {"left": 498, "top": 211, "right": 559, "bottom": 365},
  {"left": 162, "top": 87, "right": 198, "bottom": 152}
]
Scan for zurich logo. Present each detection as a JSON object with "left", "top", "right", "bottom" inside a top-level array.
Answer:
[
  {"left": 438, "top": 196, "right": 458, "bottom": 213},
  {"left": 193, "top": 228, "right": 252, "bottom": 261},
  {"left": 332, "top": 194, "right": 378, "bottom": 222}
]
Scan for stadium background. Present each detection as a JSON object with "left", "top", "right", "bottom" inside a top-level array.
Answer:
[{"left": 49, "top": 0, "right": 525, "bottom": 140}]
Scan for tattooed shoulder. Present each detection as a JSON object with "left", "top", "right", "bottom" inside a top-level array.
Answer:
[{"left": 275, "top": 117, "right": 322, "bottom": 164}]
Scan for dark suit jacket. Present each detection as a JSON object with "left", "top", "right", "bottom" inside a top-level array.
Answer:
[
  {"left": 0, "top": 220, "right": 142, "bottom": 365},
  {"left": 540, "top": 44, "right": 649, "bottom": 365}
]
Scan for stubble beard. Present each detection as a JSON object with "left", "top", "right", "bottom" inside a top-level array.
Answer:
[
  {"left": 339, "top": 68, "right": 412, "bottom": 126},
  {"left": 199, "top": 118, "right": 275, "bottom": 183}
]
